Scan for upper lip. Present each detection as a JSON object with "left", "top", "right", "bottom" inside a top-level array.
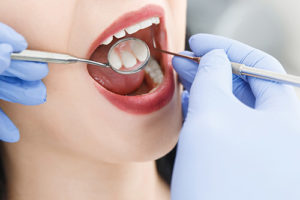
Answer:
[{"left": 86, "top": 4, "right": 165, "bottom": 59}]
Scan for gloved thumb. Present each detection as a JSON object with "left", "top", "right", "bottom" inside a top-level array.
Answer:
[
  {"left": 189, "top": 49, "right": 235, "bottom": 109},
  {"left": 172, "top": 51, "right": 198, "bottom": 92}
]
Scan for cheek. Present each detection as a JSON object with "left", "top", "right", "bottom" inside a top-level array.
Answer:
[
  {"left": 167, "top": 0, "right": 187, "bottom": 51},
  {"left": 0, "top": 0, "right": 73, "bottom": 52}
]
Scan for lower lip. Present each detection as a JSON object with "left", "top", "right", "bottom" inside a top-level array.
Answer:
[
  {"left": 93, "top": 54, "right": 175, "bottom": 114},
  {"left": 89, "top": 5, "right": 175, "bottom": 114}
]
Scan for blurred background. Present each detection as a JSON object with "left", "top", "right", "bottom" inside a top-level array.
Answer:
[{"left": 186, "top": 0, "right": 300, "bottom": 94}]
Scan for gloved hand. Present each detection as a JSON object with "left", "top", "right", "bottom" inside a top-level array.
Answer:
[
  {"left": 171, "top": 34, "right": 300, "bottom": 200},
  {"left": 0, "top": 23, "right": 48, "bottom": 142}
]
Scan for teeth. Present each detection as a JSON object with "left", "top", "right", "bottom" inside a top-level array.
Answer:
[
  {"left": 108, "top": 39, "right": 148, "bottom": 70},
  {"left": 144, "top": 57, "right": 163, "bottom": 85},
  {"left": 139, "top": 18, "right": 153, "bottom": 29},
  {"left": 125, "top": 24, "right": 140, "bottom": 35},
  {"left": 101, "top": 17, "right": 160, "bottom": 45},
  {"left": 130, "top": 40, "right": 148, "bottom": 62},
  {"left": 152, "top": 17, "right": 160, "bottom": 24},
  {"left": 114, "top": 30, "right": 126, "bottom": 38},
  {"left": 108, "top": 49, "right": 122, "bottom": 69},
  {"left": 102, "top": 36, "right": 113, "bottom": 45},
  {"left": 120, "top": 51, "right": 137, "bottom": 68}
]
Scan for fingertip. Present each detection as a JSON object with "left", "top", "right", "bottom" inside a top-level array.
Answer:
[
  {"left": 172, "top": 51, "right": 199, "bottom": 91},
  {"left": 0, "top": 22, "right": 28, "bottom": 52},
  {"left": 0, "top": 43, "right": 13, "bottom": 74},
  {"left": 188, "top": 34, "right": 206, "bottom": 46},
  {"left": 26, "top": 62, "right": 49, "bottom": 80},
  {"left": 4, "top": 129, "right": 20, "bottom": 143},
  {"left": 181, "top": 90, "right": 190, "bottom": 120},
  {"left": 12, "top": 33, "right": 28, "bottom": 51},
  {"left": 200, "top": 49, "right": 230, "bottom": 67},
  {"left": 0, "top": 129, "right": 20, "bottom": 143},
  {"left": 35, "top": 81, "right": 47, "bottom": 105},
  {"left": 189, "top": 34, "right": 234, "bottom": 57},
  {"left": 0, "top": 110, "right": 20, "bottom": 143},
  {"left": 7, "top": 61, "right": 49, "bottom": 81},
  {"left": 188, "top": 34, "right": 213, "bottom": 56},
  {"left": 172, "top": 51, "right": 198, "bottom": 74},
  {"left": 21, "top": 80, "right": 47, "bottom": 105},
  {"left": 15, "top": 39, "right": 28, "bottom": 52},
  {"left": 42, "top": 86, "right": 47, "bottom": 103},
  {"left": 0, "top": 43, "right": 13, "bottom": 53}
]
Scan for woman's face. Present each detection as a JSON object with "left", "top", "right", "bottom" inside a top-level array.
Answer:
[{"left": 0, "top": 0, "right": 186, "bottom": 162}]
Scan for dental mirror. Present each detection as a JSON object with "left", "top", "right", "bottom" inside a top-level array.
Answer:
[
  {"left": 107, "top": 37, "right": 150, "bottom": 74},
  {"left": 10, "top": 37, "right": 150, "bottom": 75}
]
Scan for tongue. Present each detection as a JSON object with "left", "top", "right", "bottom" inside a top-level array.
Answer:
[{"left": 87, "top": 44, "right": 145, "bottom": 95}]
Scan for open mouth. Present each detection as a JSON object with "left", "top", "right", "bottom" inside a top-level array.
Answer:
[{"left": 87, "top": 5, "right": 175, "bottom": 114}]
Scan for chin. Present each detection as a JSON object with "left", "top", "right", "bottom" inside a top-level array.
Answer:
[
  {"left": 120, "top": 83, "right": 182, "bottom": 162},
  {"left": 82, "top": 74, "right": 182, "bottom": 163}
]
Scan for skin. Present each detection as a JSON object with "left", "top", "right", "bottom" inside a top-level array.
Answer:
[{"left": 0, "top": 0, "right": 186, "bottom": 199}]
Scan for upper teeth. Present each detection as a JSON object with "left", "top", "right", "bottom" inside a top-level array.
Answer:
[
  {"left": 101, "top": 17, "right": 160, "bottom": 46},
  {"left": 108, "top": 39, "right": 148, "bottom": 69}
]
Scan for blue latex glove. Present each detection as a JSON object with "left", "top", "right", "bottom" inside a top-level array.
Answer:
[
  {"left": 171, "top": 34, "right": 300, "bottom": 200},
  {"left": 0, "top": 23, "right": 48, "bottom": 142}
]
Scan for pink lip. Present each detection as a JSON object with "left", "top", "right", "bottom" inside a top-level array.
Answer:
[{"left": 87, "top": 4, "right": 175, "bottom": 114}]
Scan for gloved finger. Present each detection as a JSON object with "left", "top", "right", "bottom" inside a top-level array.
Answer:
[
  {"left": 247, "top": 57, "right": 298, "bottom": 110},
  {"left": 0, "top": 108, "right": 20, "bottom": 142},
  {"left": 189, "top": 34, "right": 295, "bottom": 110},
  {"left": 189, "top": 34, "right": 285, "bottom": 73},
  {"left": 189, "top": 49, "right": 236, "bottom": 109},
  {"left": 232, "top": 74, "right": 256, "bottom": 108},
  {"left": 1, "top": 60, "right": 48, "bottom": 81},
  {"left": 172, "top": 51, "right": 198, "bottom": 91},
  {"left": 0, "top": 43, "right": 13, "bottom": 74},
  {"left": 181, "top": 90, "right": 189, "bottom": 120},
  {"left": 189, "top": 33, "right": 285, "bottom": 79},
  {"left": 172, "top": 48, "right": 255, "bottom": 107},
  {"left": 0, "top": 77, "right": 46, "bottom": 105},
  {"left": 0, "top": 22, "right": 27, "bottom": 52}
]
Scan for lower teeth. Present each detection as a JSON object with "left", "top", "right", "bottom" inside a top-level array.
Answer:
[{"left": 144, "top": 57, "right": 164, "bottom": 89}]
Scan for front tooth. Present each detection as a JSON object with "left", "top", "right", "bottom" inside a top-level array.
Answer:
[
  {"left": 139, "top": 18, "right": 153, "bottom": 29},
  {"left": 152, "top": 17, "right": 160, "bottom": 24},
  {"left": 125, "top": 24, "right": 141, "bottom": 34},
  {"left": 114, "top": 30, "right": 126, "bottom": 38},
  {"left": 120, "top": 51, "right": 137, "bottom": 68},
  {"left": 102, "top": 36, "right": 113, "bottom": 45},
  {"left": 108, "top": 49, "right": 122, "bottom": 69},
  {"left": 130, "top": 40, "right": 148, "bottom": 62},
  {"left": 125, "top": 17, "right": 160, "bottom": 35}
]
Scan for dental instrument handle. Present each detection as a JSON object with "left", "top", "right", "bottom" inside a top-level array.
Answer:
[
  {"left": 231, "top": 62, "right": 300, "bottom": 87},
  {"left": 154, "top": 48, "right": 300, "bottom": 87},
  {"left": 11, "top": 50, "right": 108, "bottom": 68}
]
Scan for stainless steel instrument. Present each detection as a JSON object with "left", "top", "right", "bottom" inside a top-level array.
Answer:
[{"left": 11, "top": 37, "right": 150, "bottom": 75}]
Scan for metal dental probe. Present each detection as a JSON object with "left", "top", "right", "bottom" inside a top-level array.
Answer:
[
  {"left": 151, "top": 28, "right": 300, "bottom": 87},
  {"left": 10, "top": 37, "right": 150, "bottom": 75}
]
